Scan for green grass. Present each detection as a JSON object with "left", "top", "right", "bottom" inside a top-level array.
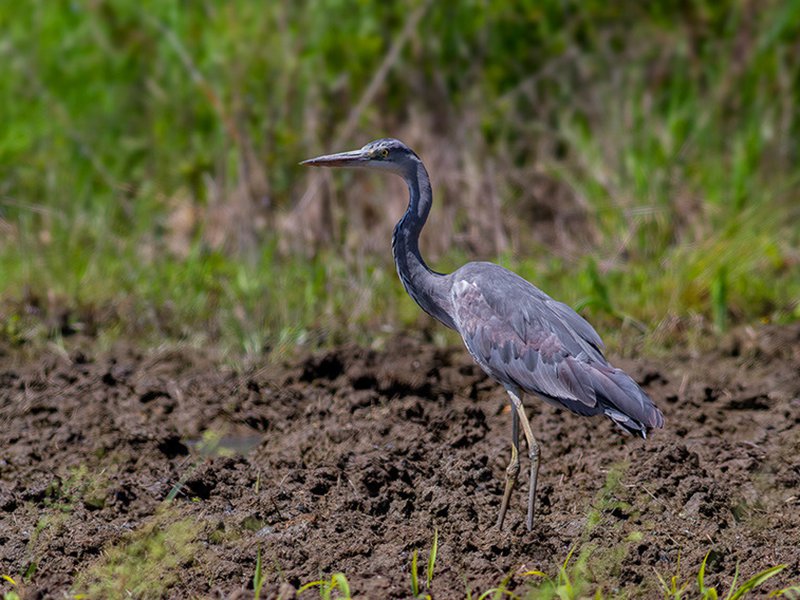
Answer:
[
  {"left": 8, "top": 464, "right": 792, "bottom": 598},
  {"left": 410, "top": 528, "right": 439, "bottom": 599},
  {"left": 278, "top": 470, "right": 796, "bottom": 598},
  {"left": 253, "top": 547, "right": 266, "bottom": 600},
  {"left": 518, "top": 546, "right": 790, "bottom": 600},
  {"left": 520, "top": 546, "right": 595, "bottom": 600},
  {"left": 656, "top": 551, "right": 787, "bottom": 600},
  {"left": 285, "top": 536, "right": 794, "bottom": 600},
  {"left": 1, "top": 1, "right": 799, "bottom": 355},
  {"left": 73, "top": 508, "right": 202, "bottom": 600},
  {"left": 298, "top": 573, "right": 353, "bottom": 600},
  {"left": 1, "top": 576, "right": 20, "bottom": 600},
  {"left": 16, "top": 465, "right": 113, "bottom": 588},
  {"left": 584, "top": 463, "right": 631, "bottom": 533}
]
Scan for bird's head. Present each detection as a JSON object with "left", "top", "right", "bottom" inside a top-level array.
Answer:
[{"left": 300, "top": 138, "right": 420, "bottom": 176}]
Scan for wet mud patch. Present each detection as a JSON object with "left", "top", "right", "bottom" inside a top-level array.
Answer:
[{"left": 1, "top": 327, "right": 799, "bottom": 597}]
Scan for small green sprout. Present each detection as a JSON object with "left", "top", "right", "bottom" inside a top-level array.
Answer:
[
  {"left": 657, "top": 550, "right": 788, "bottom": 600},
  {"left": 521, "top": 545, "right": 593, "bottom": 600},
  {"left": 655, "top": 551, "right": 690, "bottom": 599},
  {"left": 253, "top": 547, "right": 266, "bottom": 600},
  {"left": 711, "top": 266, "right": 729, "bottom": 332},
  {"left": 410, "top": 528, "right": 438, "bottom": 598},
  {"left": 1, "top": 574, "right": 20, "bottom": 600},
  {"left": 468, "top": 571, "right": 519, "bottom": 600},
  {"left": 698, "top": 551, "right": 786, "bottom": 600},
  {"left": 298, "top": 573, "right": 351, "bottom": 599}
]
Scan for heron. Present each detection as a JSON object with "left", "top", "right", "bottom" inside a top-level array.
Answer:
[{"left": 301, "top": 138, "right": 664, "bottom": 531}]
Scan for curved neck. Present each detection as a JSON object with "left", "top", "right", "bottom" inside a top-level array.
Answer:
[{"left": 391, "top": 161, "right": 455, "bottom": 330}]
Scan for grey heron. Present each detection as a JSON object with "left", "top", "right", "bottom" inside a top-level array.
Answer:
[{"left": 301, "top": 138, "right": 664, "bottom": 531}]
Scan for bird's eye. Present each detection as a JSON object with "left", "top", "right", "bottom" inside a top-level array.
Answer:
[{"left": 380, "top": 148, "right": 389, "bottom": 158}]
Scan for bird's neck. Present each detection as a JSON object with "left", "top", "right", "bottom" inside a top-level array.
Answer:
[{"left": 391, "top": 161, "right": 456, "bottom": 330}]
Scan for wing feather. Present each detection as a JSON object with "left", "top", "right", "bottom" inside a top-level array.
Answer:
[{"left": 451, "top": 263, "right": 664, "bottom": 435}]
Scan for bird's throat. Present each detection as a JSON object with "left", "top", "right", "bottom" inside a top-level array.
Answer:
[{"left": 390, "top": 163, "right": 456, "bottom": 330}]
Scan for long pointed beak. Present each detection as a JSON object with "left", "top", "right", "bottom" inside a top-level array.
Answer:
[{"left": 300, "top": 149, "right": 368, "bottom": 167}]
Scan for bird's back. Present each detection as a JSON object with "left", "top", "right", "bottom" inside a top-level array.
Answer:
[{"left": 448, "top": 262, "right": 664, "bottom": 436}]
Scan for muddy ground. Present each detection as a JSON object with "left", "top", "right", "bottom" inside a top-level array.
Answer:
[{"left": 1, "top": 325, "right": 799, "bottom": 599}]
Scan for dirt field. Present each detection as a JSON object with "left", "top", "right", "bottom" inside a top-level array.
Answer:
[{"left": 1, "top": 325, "right": 799, "bottom": 598}]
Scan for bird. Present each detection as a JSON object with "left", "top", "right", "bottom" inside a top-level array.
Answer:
[{"left": 301, "top": 138, "right": 664, "bottom": 531}]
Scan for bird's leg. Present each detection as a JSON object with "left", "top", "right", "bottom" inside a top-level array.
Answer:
[
  {"left": 496, "top": 403, "right": 520, "bottom": 530},
  {"left": 507, "top": 388, "right": 540, "bottom": 531}
]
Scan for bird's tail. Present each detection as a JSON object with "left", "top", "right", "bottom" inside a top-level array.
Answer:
[{"left": 593, "top": 365, "right": 664, "bottom": 438}]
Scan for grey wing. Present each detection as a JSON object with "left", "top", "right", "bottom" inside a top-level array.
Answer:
[{"left": 450, "top": 265, "right": 664, "bottom": 435}]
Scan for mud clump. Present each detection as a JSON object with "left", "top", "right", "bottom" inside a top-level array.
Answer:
[{"left": 1, "top": 328, "right": 799, "bottom": 597}]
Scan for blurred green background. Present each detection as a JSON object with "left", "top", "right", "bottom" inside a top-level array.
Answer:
[{"left": 1, "top": 0, "right": 799, "bottom": 357}]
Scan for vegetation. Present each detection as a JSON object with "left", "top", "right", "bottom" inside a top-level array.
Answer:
[
  {"left": 253, "top": 547, "right": 266, "bottom": 600},
  {"left": 73, "top": 509, "right": 201, "bottom": 599},
  {"left": 284, "top": 537, "right": 793, "bottom": 599},
  {"left": 2, "top": 3, "right": 799, "bottom": 598},
  {"left": 656, "top": 552, "right": 786, "bottom": 600},
  {"left": 1, "top": 0, "right": 798, "bottom": 356},
  {"left": 298, "top": 573, "right": 352, "bottom": 599},
  {"left": 282, "top": 471, "right": 795, "bottom": 598},
  {"left": 410, "top": 527, "right": 438, "bottom": 599},
  {"left": 4, "top": 462, "right": 795, "bottom": 598}
]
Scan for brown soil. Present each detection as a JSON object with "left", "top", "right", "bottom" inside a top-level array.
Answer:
[{"left": 1, "top": 326, "right": 799, "bottom": 599}]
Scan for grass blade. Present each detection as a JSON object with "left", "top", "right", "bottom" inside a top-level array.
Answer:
[
  {"left": 411, "top": 549, "right": 420, "bottom": 596},
  {"left": 297, "top": 580, "right": 326, "bottom": 594},
  {"left": 698, "top": 551, "right": 718, "bottom": 599},
  {"left": 727, "top": 564, "right": 786, "bottom": 600},
  {"left": 426, "top": 528, "right": 438, "bottom": 589},
  {"left": 331, "top": 573, "right": 351, "bottom": 599},
  {"left": 711, "top": 266, "right": 729, "bottom": 332},
  {"left": 253, "top": 547, "right": 265, "bottom": 600}
]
